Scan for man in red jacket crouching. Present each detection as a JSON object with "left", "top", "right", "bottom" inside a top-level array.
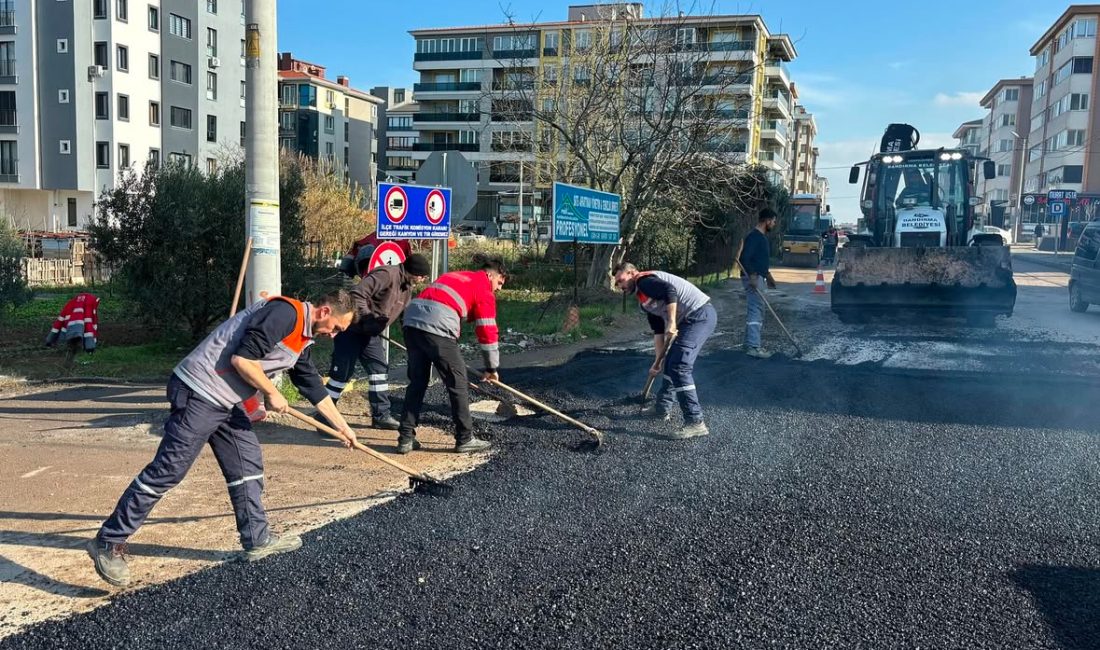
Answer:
[{"left": 397, "top": 254, "right": 507, "bottom": 454}]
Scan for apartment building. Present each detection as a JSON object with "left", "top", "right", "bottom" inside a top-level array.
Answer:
[
  {"left": 977, "top": 78, "right": 1033, "bottom": 226},
  {"left": 1026, "top": 6, "right": 1098, "bottom": 196},
  {"left": 370, "top": 85, "right": 418, "bottom": 183},
  {"left": 277, "top": 53, "right": 382, "bottom": 207},
  {"left": 789, "top": 103, "right": 819, "bottom": 195},
  {"left": 0, "top": 0, "right": 246, "bottom": 231},
  {"left": 953, "top": 118, "right": 983, "bottom": 157},
  {"left": 409, "top": 2, "right": 799, "bottom": 229}
]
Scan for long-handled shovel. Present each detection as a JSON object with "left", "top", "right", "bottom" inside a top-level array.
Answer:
[
  {"left": 287, "top": 407, "right": 453, "bottom": 497},
  {"left": 486, "top": 379, "right": 603, "bottom": 448},
  {"left": 381, "top": 335, "right": 519, "bottom": 418},
  {"left": 735, "top": 260, "right": 805, "bottom": 358},
  {"left": 639, "top": 332, "right": 677, "bottom": 409},
  {"left": 230, "top": 237, "right": 253, "bottom": 318}
]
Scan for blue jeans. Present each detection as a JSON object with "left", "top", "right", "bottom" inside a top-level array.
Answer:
[
  {"left": 741, "top": 276, "right": 764, "bottom": 348},
  {"left": 655, "top": 303, "right": 717, "bottom": 424}
]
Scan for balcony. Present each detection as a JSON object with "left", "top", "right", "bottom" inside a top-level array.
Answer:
[
  {"left": 413, "top": 81, "right": 481, "bottom": 92},
  {"left": 413, "top": 112, "right": 480, "bottom": 123},
  {"left": 757, "top": 150, "right": 790, "bottom": 172},
  {"left": 762, "top": 91, "right": 791, "bottom": 117},
  {"left": 414, "top": 51, "right": 483, "bottom": 62},
  {"left": 0, "top": 6, "right": 14, "bottom": 31},
  {"left": 388, "top": 124, "right": 415, "bottom": 131},
  {"left": 492, "top": 80, "right": 535, "bottom": 91},
  {"left": 490, "top": 49, "right": 537, "bottom": 60},
  {"left": 413, "top": 142, "right": 479, "bottom": 152},
  {"left": 697, "top": 40, "right": 755, "bottom": 52},
  {"left": 764, "top": 61, "right": 790, "bottom": 86},
  {"left": 702, "top": 72, "right": 753, "bottom": 87},
  {"left": 0, "top": 58, "right": 15, "bottom": 80}
]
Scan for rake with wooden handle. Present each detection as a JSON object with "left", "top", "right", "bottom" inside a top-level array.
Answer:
[
  {"left": 229, "top": 237, "right": 253, "bottom": 318},
  {"left": 286, "top": 407, "right": 453, "bottom": 497},
  {"left": 486, "top": 379, "right": 604, "bottom": 448}
]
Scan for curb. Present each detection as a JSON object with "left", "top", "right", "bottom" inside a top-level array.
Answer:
[{"left": 1015, "top": 254, "right": 1072, "bottom": 274}]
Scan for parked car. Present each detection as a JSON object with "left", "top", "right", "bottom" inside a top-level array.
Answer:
[
  {"left": 981, "top": 225, "right": 1014, "bottom": 245},
  {"left": 1069, "top": 221, "right": 1100, "bottom": 312}
]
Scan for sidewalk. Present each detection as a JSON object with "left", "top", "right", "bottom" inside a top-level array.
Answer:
[{"left": 1012, "top": 247, "right": 1073, "bottom": 274}]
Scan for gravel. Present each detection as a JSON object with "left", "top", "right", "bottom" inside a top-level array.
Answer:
[{"left": 3, "top": 349, "right": 1098, "bottom": 649}]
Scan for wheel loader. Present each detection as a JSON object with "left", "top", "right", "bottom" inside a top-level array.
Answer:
[{"left": 833, "top": 124, "right": 1017, "bottom": 327}]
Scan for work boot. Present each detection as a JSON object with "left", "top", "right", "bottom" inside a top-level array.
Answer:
[
  {"left": 662, "top": 421, "right": 709, "bottom": 440},
  {"left": 641, "top": 405, "right": 672, "bottom": 422},
  {"left": 396, "top": 436, "right": 421, "bottom": 455},
  {"left": 87, "top": 538, "right": 131, "bottom": 587},
  {"left": 454, "top": 437, "right": 492, "bottom": 453},
  {"left": 372, "top": 414, "right": 401, "bottom": 431},
  {"left": 746, "top": 346, "right": 773, "bottom": 359},
  {"left": 242, "top": 534, "right": 303, "bottom": 563}
]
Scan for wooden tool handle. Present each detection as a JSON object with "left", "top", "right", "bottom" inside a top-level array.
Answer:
[
  {"left": 230, "top": 237, "right": 253, "bottom": 318},
  {"left": 487, "top": 379, "right": 600, "bottom": 435},
  {"left": 286, "top": 407, "right": 425, "bottom": 479},
  {"left": 383, "top": 335, "right": 497, "bottom": 398},
  {"left": 641, "top": 333, "right": 677, "bottom": 400}
]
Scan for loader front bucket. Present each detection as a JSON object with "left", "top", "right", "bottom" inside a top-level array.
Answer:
[{"left": 831, "top": 246, "right": 1017, "bottom": 320}]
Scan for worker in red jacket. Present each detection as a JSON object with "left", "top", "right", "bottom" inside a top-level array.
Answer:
[
  {"left": 397, "top": 254, "right": 506, "bottom": 454},
  {"left": 45, "top": 292, "right": 100, "bottom": 352}
]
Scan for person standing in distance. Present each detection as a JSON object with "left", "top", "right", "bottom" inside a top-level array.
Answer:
[{"left": 740, "top": 208, "right": 778, "bottom": 359}]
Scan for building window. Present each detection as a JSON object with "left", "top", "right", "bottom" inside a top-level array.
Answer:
[
  {"left": 207, "top": 27, "right": 217, "bottom": 57},
  {"left": 1036, "top": 48, "right": 1049, "bottom": 70},
  {"left": 281, "top": 84, "right": 294, "bottom": 106},
  {"left": 298, "top": 84, "right": 316, "bottom": 107},
  {"left": 117, "top": 93, "right": 129, "bottom": 121},
  {"left": 240, "top": 121, "right": 246, "bottom": 146},
  {"left": 56, "top": 39, "right": 68, "bottom": 54},
  {"left": 149, "top": 101, "right": 160, "bottom": 126},
  {"left": 67, "top": 198, "right": 77, "bottom": 227},
  {"left": 0, "top": 141, "right": 15, "bottom": 177},
  {"left": 344, "top": 121, "right": 349, "bottom": 141},
  {"left": 148, "top": 53, "right": 159, "bottom": 79},
  {"left": 1062, "top": 165, "right": 1084, "bottom": 183},
  {"left": 94, "top": 0, "right": 107, "bottom": 19},
  {"left": 394, "top": 89, "right": 405, "bottom": 103},
  {"left": 240, "top": 38, "right": 246, "bottom": 65},
  {"left": 168, "top": 152, "right": 191, "bottom": 166},
  {"left": 999, "top": 113, "right": 1015, "bottom": 127},
  {"left": 0, "top": 91, "right": 13, "bottom": 127},
  {"left": 118, "top": 143, "right": 129, "bottom": 168},
  {"left": 1002, "top": 88, "right": 1019, "bottom": 102},
  {"left": 1072, "top": 93, "right": 1090, "bottom": 111},
  {"left": 93, "top": 41, "right": 108, "bottom": 67},
  {"left": 94, "top": 92, "right": 109, "bottom": 119},
  {"left": 206, "top": 71, "right": 217, "bottom": 100},
  {"left": 206, "top": 114, "right": 216, "bottom": 142},
  {"left": 280, "top": 111, "right": 293, "bottom": 130},
  {"left": 1069, "top": 129, "right": 1087, "bottom": 146},
  {"left": 324, "top": 114, "right": 335, "bottom": 133},
  {"left": 59, "top": 140, "right": 71, "bottom": 154},
  {"left": 58, "top": 89, "right": 69, "bottom": 103},
  {"left": 240, "top": 80, "right": 246, "bottom": 100},
  {"left": 997, "top": 163, "right": 1011, "bottom": 177},
  {"left": 116, "top": 45, "right": 128, "bottom": 72},
  {"left": 997, "top": 138, "right": 1012, "bottom": 153},
  {"left": 325, "top": 89, "right": 335, "bottom": 106},
  {"left": 149, "top": 148, "right": 160, "bottom": 166},
  {"left": 169, "top": 106, "right": 192, "bottom": 129},
  {"left": 573, "top": 29, "right": 591, "bottom": 51},
  {"left": 1075, "top": 57, "right": 1094, "bottom": 74},
  {"left": 170, "top": 60, "right": 192, "bottom": 84},
  {"left": 0, "top": 42, "right": 12, "bottom": 77},
  {"left": 206, "top": 0, "right": 217, "bottom": 13},
  {"left": 206, "top": 157, "right": 217, "bottom": 174},
  {"left": 95, "top": 141, "right": 109, "bottom": 168},
  {"left": 147, "top": 5, "right": 158, "bottom": 30},
  {"left": 168, "top": 13, "right": 191, "bottom": 39},
  {"left": 116, "top": 0, "right": 127, "bottom": 21}
]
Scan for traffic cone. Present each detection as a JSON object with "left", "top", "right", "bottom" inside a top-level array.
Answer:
[{"left": 813, "top": 264, "right": 827, "bottom": 294}]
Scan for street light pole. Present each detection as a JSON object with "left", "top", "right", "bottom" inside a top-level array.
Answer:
[
  {"left": 1011, "top": 130, "right": 1028, "bottom": 244},
  {"left": 244, "top": 0, "right": 280, "bottom": 302}
]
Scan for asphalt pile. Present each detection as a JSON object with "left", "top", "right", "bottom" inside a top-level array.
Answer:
[{"left": 3, "top": 350, "right": 1099, "bottom": 649}]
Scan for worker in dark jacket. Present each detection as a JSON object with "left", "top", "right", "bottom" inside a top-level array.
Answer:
[
  {"left": 321, "top": 253, "right": 431, "bottom": 430},
  {"left": 739, "top": 208, "right": 778, "bottom": 359},
  {"left": 612, "top": 264, "right": 718, "bottom": 440},
  {"left": 87, "top": 291, "right": 358, "bottom": 588}
]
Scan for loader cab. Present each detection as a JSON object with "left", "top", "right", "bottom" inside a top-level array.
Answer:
[{"left": 856, "top": 150, "right": 978, "bottom": 248}]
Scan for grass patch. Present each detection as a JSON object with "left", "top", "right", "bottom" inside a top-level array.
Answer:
[
  {"left": 1, "top": 285, "right": 136, "bottom": 328},
  {"left": 0, "top": 338, "right": 186, "bottom": 381}
]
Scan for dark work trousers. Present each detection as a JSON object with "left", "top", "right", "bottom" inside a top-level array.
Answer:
[
  {"left": 655, "top": 303, "right": 718, "bottom": 424},
  {"left": 398, "top": 326, "right": 475, "bottom": 443},
  {"left": 97, "top": 374, "right": 270, "bottom": 550},
  {"left": 326, "top": 329, "right": 390, "bottom": 418}
]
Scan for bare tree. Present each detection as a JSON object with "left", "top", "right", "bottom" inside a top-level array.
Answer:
[{"left": 486, "top": 4, "right": 770, "bottom": 286}]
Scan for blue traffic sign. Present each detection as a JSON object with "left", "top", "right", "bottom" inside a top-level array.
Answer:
[
  {"left": 377, "top": 182, "right": 451, "bottom": 239},
  {"left": 551, "top": 182, "right": 621, "bottom": 244},
  {"left": 1049, "top": 201, "right": 1066, "bottom": 217}
]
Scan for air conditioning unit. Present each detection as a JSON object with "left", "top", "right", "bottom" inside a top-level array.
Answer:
[
  {"left": 327, "top": 101, "right": 338, "bottom": 109},
  {"left": 87, "top": 65, "right": 105, "bottom": 80},
  {"left": 208, "top": 57, "right": 221, "bottom": 68}
]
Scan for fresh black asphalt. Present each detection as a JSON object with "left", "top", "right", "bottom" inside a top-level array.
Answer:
[{"left": 3, "top": 349, "right": 1098, "bottom": 649}]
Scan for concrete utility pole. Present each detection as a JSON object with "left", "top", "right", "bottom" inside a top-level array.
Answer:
[{"left": 244, "top": 0, "right": 280, "bottom": 302}]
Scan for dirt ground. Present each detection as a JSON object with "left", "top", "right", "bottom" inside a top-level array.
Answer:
[
  {"left": 0, "top": 385, "right": 489, "bottom": 639},
  {"left": 0, "top": 286, "right": 735, "bottom": 640}
]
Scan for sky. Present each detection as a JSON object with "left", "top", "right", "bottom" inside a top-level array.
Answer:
[{"left": 277, "top": 0, "right": 1068, "bottom": 220}]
